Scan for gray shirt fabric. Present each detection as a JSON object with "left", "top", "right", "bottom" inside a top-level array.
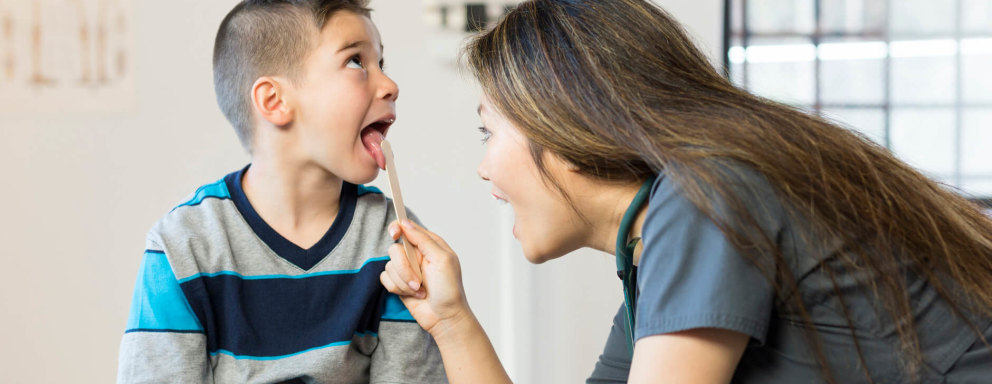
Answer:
[
  {"left": 587, "top": 165, "right": 992, "bottom": 383},
  {"left": 118, "top": 167, "right": 447, "bottom": 384}
]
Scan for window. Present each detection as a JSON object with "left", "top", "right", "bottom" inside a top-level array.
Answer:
[{"left": 725, "top": 0, "right": 992, "bottom": 199}]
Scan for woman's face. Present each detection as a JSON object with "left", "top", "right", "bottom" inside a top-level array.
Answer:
[{"left": 476, "top": 95, "right": 588, "bottom": 263}]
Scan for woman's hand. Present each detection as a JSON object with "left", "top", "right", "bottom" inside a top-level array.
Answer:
[
  {"left": 380, "top": 219, "right": 472, "bottom": 338},
  {"left": 381, "top": 220, "right": 511, "bottom": 384}
]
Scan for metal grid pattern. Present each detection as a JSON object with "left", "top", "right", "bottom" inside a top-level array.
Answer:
[{"left": 723, "top": 0, "right": 992, "bottom": 199}]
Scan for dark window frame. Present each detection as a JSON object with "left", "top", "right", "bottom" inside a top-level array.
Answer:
[{"left": 723, "top": 0, "right": 992, "bottom": 199}]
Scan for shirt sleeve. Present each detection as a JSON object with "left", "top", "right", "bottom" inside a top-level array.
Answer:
[
  {"left": 634, "top": 171, "right": 780, "bottom": 345},
  {"left": 369, "top": 294, "right": 447, "bottom": 383},
  {"left": 117, "top": 248, "right": 211, "bottom": 384},
  {"left": 586, "top": 303, "right": 633, "bottom": 384}
]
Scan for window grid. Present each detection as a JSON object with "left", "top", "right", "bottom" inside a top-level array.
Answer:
[{"left": 724, "top": 0, "right": 992, "bottom": 198}]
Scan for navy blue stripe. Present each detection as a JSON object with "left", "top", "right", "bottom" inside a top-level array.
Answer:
[
  {"left": 125, "top": 328, "right": 205, "bottom": 334},
  {"left": 144, "top": 249, "right": 165, "bottom": 255},
  {"left": 225, "top": 165, "right": 358, "bottom": 271},
  {"left": 180, "top": 259, "right": 389, "bottom": 358}
]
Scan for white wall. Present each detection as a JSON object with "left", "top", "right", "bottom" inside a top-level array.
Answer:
[{"left": 0, "top": 1, "right": 721, "bottom": 383}]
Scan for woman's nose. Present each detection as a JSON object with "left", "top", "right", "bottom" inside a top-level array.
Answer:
[{"left": 477, "top": 163, "right": 489, "bottom": 181}]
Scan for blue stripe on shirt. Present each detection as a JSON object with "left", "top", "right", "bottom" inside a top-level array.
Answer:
[
  {"left": 176, "top": 256, "right": 391, "bottom": 284},
  {"left": 209, "top": 331, "right": 378, "bottom": 360},
  {"left": 356, "top": 185, "right": 383, "bottom": 196},
  {"left": 382, "top": 294, "right": 416, "bottom": 322},
  {"left": 210, "top": 341, "right": 351, "bottom": 361},
  {"left": 172, "top": 179, "right": 230, "bottom": 211},
  {"left": 126, "top": 250, "right": 204, "bottom": 332}
]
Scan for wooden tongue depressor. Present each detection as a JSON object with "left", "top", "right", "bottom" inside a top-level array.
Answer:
[{"left": 380, "top": 139, "right": 423, "bottom": 282}]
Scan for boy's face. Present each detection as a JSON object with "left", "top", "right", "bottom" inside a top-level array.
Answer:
[{"left": 289, "top": 11, "right": 398, "bottom": 184}]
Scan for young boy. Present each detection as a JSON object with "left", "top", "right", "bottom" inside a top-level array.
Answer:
[{"left": 117, "top": 1, "right": 446, "bottom": 382}]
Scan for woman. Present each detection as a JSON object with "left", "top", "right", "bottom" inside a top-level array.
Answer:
[{"left": 380, "top": 0, "right": 992, "bottom": 382}]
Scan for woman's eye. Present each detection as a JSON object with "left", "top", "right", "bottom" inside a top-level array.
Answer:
[
  {"left": 347, "top": 55, "right": 364, "bottom": 69},
  {"left": 478, "top": 126, "right": 492, "bottom": 144}
]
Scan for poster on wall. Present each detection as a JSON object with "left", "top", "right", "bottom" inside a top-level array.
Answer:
[{"left": 0, "top": 0, "right": 134, "bottom": 114}]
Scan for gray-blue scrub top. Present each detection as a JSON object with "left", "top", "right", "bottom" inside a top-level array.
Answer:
[{"left": 587, "top": 165, "right": 992, "bottom": 383}]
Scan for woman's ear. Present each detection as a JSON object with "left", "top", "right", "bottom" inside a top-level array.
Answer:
[{"left": 251, "top": 76, "right": 294, "bottom": 127}]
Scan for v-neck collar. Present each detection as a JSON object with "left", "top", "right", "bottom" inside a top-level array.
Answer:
[{"left": 224, "top": 165, "right": 357, "bottom": 271}]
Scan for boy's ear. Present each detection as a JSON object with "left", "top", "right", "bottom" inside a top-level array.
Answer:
[{"left": 251, "top": 76, "right": 294, "bottom": 127}]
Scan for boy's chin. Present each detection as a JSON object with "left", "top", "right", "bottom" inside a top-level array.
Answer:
[{"left": 344, "top": 167, "right": 381, "bottom": 185}]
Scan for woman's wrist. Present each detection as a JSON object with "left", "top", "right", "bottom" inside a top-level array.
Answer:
[
  {"left": 429, "top": 303, "right": 511, "bottom": 384},
  {"left": 430, "top": 304, "right": 480, "bottom": 347}
]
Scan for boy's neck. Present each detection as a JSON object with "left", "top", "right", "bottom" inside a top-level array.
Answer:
[{"left": 241, "top": 157, "right": 343, "bottom": 250}]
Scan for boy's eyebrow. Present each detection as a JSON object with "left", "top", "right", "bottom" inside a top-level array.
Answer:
[
  {"left": 477, "top": 104, "right": 483, "bottom": 115},
  {"left": 337, "top": 40, "right": 368, "bottom": 52},
  {"left": 337, "top": 40, "right": 385, "bottom": 54}
]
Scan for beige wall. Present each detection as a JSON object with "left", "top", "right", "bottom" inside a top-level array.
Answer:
[
  {"left": 0, "top": 1, "right": 247, "bottom": 382},
  {"left": 0, "top": 1, "right": 720, "bottom": 383}
]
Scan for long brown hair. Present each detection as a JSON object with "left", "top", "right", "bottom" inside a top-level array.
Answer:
[{"left": 464, "top": 0, "right": 992, "bottom": 381}]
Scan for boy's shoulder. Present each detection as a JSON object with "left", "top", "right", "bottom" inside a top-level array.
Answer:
[
  {"left": 171, "top": 171, "right": 235, "bottom": 213},
  {"left": 146, "top": 170, "right": 240, "bottom": 247}
]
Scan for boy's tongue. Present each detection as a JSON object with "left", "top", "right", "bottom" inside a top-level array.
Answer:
[{"left": 361, "top": 128, "right": 386, "bottom": 170}]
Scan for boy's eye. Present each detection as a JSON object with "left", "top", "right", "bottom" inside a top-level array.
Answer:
[
  {"left": 478, "top": 126, "right": 492, "bottom": 144},
  {"left": 347, "top": 55, "right": 364, "bottom": 69}
]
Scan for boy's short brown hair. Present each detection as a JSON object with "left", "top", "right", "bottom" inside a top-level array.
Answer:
[{"left": 213, "top": 0, "right": 371, "bottom": 152}]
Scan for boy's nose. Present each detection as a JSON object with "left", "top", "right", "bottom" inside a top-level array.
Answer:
[{"left": 377, "top": 73, "right": 399, "bottom": 101}]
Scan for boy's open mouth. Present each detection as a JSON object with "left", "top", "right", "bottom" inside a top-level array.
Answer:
[{"left": 361, "top": 118, "right": 394, "bottom": 170}]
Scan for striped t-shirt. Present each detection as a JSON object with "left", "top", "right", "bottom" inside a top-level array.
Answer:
[{"left": 117, "top": 166, "right": 447, "bottom": 383}]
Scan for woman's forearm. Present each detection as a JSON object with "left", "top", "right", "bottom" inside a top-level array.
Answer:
[{"left": 431, "top": 309, "right": 512, "bottom": 384}]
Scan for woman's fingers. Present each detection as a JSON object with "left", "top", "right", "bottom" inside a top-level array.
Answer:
[
  {"left": 387, "top": 221, "right": 402, "bottom": 242},
  {"left": 381, "top": 269, "right": 426, "bottom": 300},
  {"left": 379, "top": 219, "right": 470, "bottom": 335},
  {"left": 386, "top": 243, "right": 421, "bottom": 294},
  {"left": 391, "top": 219, "right": 452, "bottom": 261},
  {"left": 379, "top": 271, "right": 400, "bottom": 293},
  {"left": 402, "top": 220, "right": 443, "bottom": 244},
  {"left": 422, "top": 227, "right": 454, "bottom": 253},
  {"left": 398, "top": 220, "right": 454, "bottom": 261}
]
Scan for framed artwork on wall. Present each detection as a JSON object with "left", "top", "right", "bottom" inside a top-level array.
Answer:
[{"left": 0, "top": 0, "right": 134, "bottom": 114}]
